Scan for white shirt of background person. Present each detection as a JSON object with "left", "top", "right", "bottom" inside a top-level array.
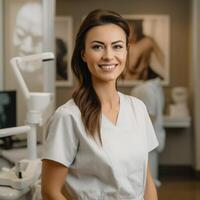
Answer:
[{"left": 131, "top": 78, "right": 166, "bottom": 187}]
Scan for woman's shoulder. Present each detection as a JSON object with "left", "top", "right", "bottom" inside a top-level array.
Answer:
[
  {"left": 54, "top": 98, "right": 81, "bottom": 118},
  {"left": 140, "top": 37, "right": 154, "bottom": 49},
  {"left": 120, "top": 92, "right": 146, "bottom": 109}
]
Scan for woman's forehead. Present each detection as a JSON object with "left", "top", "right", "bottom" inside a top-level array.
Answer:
[{"left": 85, "top": 24, "right": 126, "bottom": 43}]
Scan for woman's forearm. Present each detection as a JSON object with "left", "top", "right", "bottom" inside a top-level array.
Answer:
[
  {"left": 144, "top": 181, "right": 158, "bottom": 200},
  {"left": 144, "top": 164, "right": 158, "bottom": 200}
]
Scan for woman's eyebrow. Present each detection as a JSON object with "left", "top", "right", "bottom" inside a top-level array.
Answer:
[
  {"left": 90, "top": 41, "right": 104, "bottom": 45},
  {"left": 112, "top": 40, "right": 125, "bottom": 44},
  {"left": 90, "top": 40, "right": 125, "bottom": 45}
]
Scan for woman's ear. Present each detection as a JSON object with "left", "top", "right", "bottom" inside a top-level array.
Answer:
[{"left": 81, "top": 50, "right": 86, "bottom": 62}]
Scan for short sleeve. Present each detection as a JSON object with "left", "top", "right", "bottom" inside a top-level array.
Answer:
[
  {"left": 42, "top": 108, "right": 79, "bottom": 167},
  {"left": 143, "top": 104, "right": 159, "bottom": 152}
]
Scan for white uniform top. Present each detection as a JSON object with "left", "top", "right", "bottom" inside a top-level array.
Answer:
[{"left": 43, "top": 92, "right": 158, "bottom": 200}]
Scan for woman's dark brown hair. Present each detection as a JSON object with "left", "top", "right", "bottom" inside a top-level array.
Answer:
[{"left": 71, "top": 9, "right": 130, "bottom": 142}]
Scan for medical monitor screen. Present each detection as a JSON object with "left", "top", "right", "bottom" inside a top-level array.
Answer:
[{"left": 0, "top": 90, "right": 16, "bottom": 129}]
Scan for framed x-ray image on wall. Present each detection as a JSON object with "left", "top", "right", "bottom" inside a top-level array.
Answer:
[
  {"left": 119, "top": 15, "right": 170, "bottom": 86},
  {"left": 55, "top": 16, "right": 73, "bottom": 87}
]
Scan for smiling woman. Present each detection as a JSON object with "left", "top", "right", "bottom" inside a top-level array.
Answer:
[
  {"left": 42, "top": 9, "right": 158, "bottom": 200},
  {"left": 82, "top": 24, "right": 127, "bottom": 84}
]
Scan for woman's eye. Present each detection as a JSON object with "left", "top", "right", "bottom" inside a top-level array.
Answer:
[
  {"left": 92, "top": 45, "right": 103, "bottom": 50},
  {"left": 113, "top": 44, "right": 123, "bottom": 50}
]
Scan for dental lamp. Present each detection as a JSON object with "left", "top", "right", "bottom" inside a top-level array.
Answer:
[
  {"left": 0, "top": 52, "right": 55, "bottom": 199},
  {"left": 10, "top": 52, "right": 55, "bottom": 159}
]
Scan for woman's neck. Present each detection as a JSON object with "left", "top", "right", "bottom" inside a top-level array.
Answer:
[{"left": 92, "top": 80, "right": 119, "bottom": 108}]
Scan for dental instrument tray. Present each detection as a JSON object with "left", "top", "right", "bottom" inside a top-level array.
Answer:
[{"left": 0, "top": 159, "right": 41, "bottom": 190}]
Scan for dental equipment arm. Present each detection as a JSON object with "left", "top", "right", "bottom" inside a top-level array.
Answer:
[
  {"left": 0, "top": 126, "right": 31, "bottom": 138},
  {"left": 10, "top": 52, "right": 55, "bottom": 126},
  {"left": 9, "top": 52, "right": 55, "bottom": 160},
  {"left": 10, "top": 52, "right": 54, "bottom": 100},
  {"left": 0, "top": 52, "right": 55, "bottom": 191}
]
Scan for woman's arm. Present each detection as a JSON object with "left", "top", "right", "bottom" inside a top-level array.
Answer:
[
  {"left": 144, "top": 163, "right": 158, "bottom": 200},
  {"left": 41, "top": 159, "right": 69, "bottom": 200}
]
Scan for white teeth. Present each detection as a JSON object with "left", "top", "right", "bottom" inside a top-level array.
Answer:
[{"left": 99, "top": 64, "right": 117, "bottom": 70}]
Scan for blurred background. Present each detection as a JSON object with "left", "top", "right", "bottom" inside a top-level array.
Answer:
[{"left": 0, "top": 0, "right": 200, "bottom": 199}]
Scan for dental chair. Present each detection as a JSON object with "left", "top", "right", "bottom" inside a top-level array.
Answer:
[{"left": 0, "top": 52, "right": 55, "bottom": 200}]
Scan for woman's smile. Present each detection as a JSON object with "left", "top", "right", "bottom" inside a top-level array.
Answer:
[
  {"left": 82, "top": 23, "right": 127, "bottom": 83},
  {"left": 98, "top": 63, "right": 118, "bottom": 71}
]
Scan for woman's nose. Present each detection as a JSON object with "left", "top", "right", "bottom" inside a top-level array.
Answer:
[{"left": 102, "top": 47, "right": 114, "bottom": 60}]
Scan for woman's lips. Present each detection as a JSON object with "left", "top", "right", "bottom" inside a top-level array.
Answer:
[{"left": 98, "top": 64, "right": 118, "bottom": 71}]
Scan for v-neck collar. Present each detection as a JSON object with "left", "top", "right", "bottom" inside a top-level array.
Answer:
[{"left": 102, "top": 92, "right": 122, "bottom": 127}]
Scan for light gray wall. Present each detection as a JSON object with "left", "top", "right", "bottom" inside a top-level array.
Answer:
[
  {"left": 56, "top": 0, "right": 193, "bottom": 166},
  {"left": 191, "top": 0, "right": 200, "bottom": 171},
  {"left": 0, "top": 0, "right": 3, "bottom": 90}
]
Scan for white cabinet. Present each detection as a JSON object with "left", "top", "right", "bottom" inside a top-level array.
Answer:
[{"left": 163, "top": 116, "right": 191, "bottom": 128}]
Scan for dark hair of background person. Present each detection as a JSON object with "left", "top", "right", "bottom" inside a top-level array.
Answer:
[
  {"left": 56, "top": 38, "right": 68, "bottom": 80},
  {"left": 71, "top": 9, "right": 130, "bottom": 143}
]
